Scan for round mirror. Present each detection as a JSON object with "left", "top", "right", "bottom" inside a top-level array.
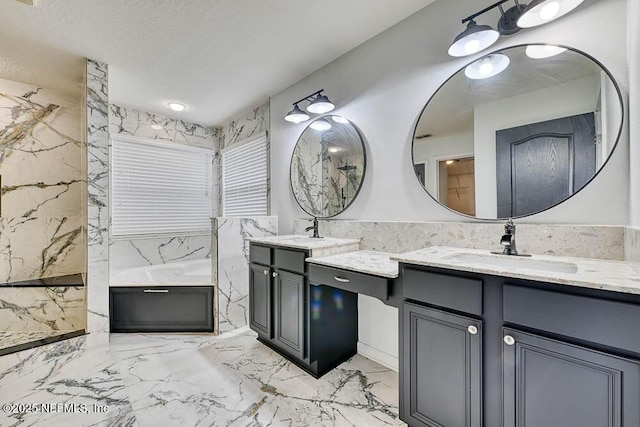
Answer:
[
  {"left": 412, "top": 44, "right": 623, "bottom": 219},
  {"left": 290, "top": 115, "right": 366, "bottom": 218}
]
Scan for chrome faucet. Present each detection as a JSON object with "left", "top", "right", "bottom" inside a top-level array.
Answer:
[
  {"left": 305, "top": 217, "right": 321, "bottom": 238},
  {"left": 492, "top": 218, "right": 530, "bottom": 256}
]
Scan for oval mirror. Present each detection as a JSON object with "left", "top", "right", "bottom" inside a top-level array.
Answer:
[
  {"left": 290, "top": 115, "right": 366, "bottom": 218},
  {"left": 412, "top": 44, "right": 623, "bottom": 219}
]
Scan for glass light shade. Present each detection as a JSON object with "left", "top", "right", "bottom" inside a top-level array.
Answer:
[
  {"left": 285, "top": 105, "right": 310, "bottom": 123},
  {"left": 309, "top": 119, "right": 332, "bottom": 131},
  {"left": 517, "top": 0, "right": 585, "bottom": 28},
  {"left": 306, "top": 94, "right": 335, "bottom": 114},
  {"left": 448, "top": 20, "right": 500, "bottom": 57},
  {"left": 464, "top": 54, "right": 510, "bottom": 80},
  {"left": 525, "top": 44, "right": 567, "bottom": 59}
]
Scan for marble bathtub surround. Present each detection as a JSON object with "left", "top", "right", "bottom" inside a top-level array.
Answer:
[
  {"left": 247, "top": 234, "right": 361, "bottom": 257},
  {"left": 293, "top": 219, "right": 625, "bottom": 261},
  {"left": 109, "top": 234, "right": 211, "bottom": 272},
  {"left": 0, "top": 77, "right": 84, "bottom": 283},
  {"left": 213, "top": 216, "right": 278, "bottom": 333},
  {"left": 86, "top": 59, "right": 110, "bottom": 334},
  {"left": 307, "top": 250, "right": 400, "bottom": 278},
  {"left": 0, "top": 328, "right": 402, "bottom": 426},
  {"left": 392, "top": 246, "right": 640, "bottom": 295}
]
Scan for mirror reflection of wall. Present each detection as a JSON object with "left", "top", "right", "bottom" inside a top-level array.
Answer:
[
  {"left": 290, "top": 116, "right": 366, "bottom": 218},
  {"left": 412, "top": 45, "right": 623, "bottom": 219}
]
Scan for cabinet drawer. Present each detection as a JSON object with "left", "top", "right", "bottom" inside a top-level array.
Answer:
[
  {"left": 308, "top": 264, "right": 388, "bottom": 301},
  {"left": 250, "top": 244, "right": 271, "bottom": 266},
  {"left": 110, "top": 286, "right": 214, "bottom": 332},
  {"left": 503, "top": 284, "right": 640, "bottom": 354},
  {"left": 274, "top": 248, "right": 306, "bottom": 274},
  {"left": 403, "top": 269, "right": 483, "bottom": 316}
]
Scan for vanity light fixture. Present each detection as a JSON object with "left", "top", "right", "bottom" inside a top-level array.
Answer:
[
  {"left": 167, "top": 102, "right": 186, "bottom": 112},
  {"left": 284, "top": 89, "right": 335, "bottom": 123},
  {"left": 517, "top": 0, "right": 584, "bottom": 28},
  {"left": 465, "top": 54, "right": 510, "bottom": 79},
  {"left": 309, "top": 118, "right": 332, "bottom": 131},
  {"left": 525, "top": 44, "right": 567, "bottom": 59},
  {"left": 448, "top": 0, "right": 585, "bottom": 57}
]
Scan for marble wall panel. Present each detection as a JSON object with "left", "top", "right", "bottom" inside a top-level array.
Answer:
[
  {"left": 217, "top": 103, "right": 270, "bottom": 215},
  {"left": 86, "top": 59, "right": 110, "bottom": 334},
  {"left": 0, "top": 78, "right": 84, "bottom": 283},
  {"left": 215, "top": 216, "right": 277, "bottom": 333},
  {"left": 293, "top": 219, "right": 625, "bottom": 261},
  {"left": 624, "top": 227, "right": 640, "bottom": 273},
  {"left": 0, "top": 286, "right": 84, "bottom": 331},
  {"left": 110, "top": 234, "right": 211, "bottom": 272}
]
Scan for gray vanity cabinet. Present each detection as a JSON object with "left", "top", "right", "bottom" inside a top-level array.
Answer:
[
  {"left": 249, "top": 243, "right": 358, "bottom": 378},
  {"left": 502, "top": 327, "right": 640, "bottom": 427},
  {"left": 249, "top": 263, "right": 271, "bottom": 339},
  {"left": 402, "top": 302, "right": 482, "bottom": 427},
  {"left": 273, "top": 269, "right": 305, "bottom": 359}
]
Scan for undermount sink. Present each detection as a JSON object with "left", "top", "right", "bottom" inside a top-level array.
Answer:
[{"left": 443, "top": 253, "right": 578, "bottom": 274}]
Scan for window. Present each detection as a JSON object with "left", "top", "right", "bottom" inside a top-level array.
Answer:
[
  {"left": 111, "top": 136, "right": 213, "bottom": 237},
  {"left": 222, "top": 134, "right": 268, "bottom": 216}
]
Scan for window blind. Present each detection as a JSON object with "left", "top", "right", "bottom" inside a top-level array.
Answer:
[
  {"left": 222, "top": 135, "right": 268, "bottom": 216},
  {"left": 111, "top": 137, "right": 213, "bottom": 237}
]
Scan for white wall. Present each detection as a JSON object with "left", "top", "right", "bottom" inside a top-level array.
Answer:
[
  {"left": 629, "top": 0, "right": 640, "bottom": 227},
  {"left": 270, "top": 0, "right": 629, "bottom": 363},
  {"left": 413, "top": 132, "right": 473, "bottom": 196},
  {"left": 474, "top": 75, "right": 600, "bottom": 218}
]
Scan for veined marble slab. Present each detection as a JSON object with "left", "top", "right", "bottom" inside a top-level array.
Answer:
[
  {"left": 392, "top": 246, "right": 640, "bottom": 295},
  {"left": 0, "top": 330, "right": 83, "bottom": 355},
  {"left": 0, "top": 286, "right": 85, "bottom": 331},
  {"left": 215, "top": 216, "right": 277, "bottom": 333},
  {"left": 248, "top": 234, "right": 361, "bottom": 257},
  {"left": 307, "top": 250, "right": 400, "bottom": 278},
  {"left": 293, "top": 219, "right": 625, "bottom": 261}
]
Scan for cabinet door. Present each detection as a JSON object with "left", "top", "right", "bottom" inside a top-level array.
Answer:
[
  {"left": 249, "top": 263, "right": 271, "bottom": 338},
  {"left": 402, "top": 302, "right": 482, "bottom": 427},
  {"left": 503, "top": 327, "right": 640, "bottom": 427},
  {"left": 273, "top": 269, "right": 306, "bottom": 360}
]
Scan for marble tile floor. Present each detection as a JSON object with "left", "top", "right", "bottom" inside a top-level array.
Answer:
[
  {"left": 0, "top": 331, "right": 84, "bottom": 356},
  {"left": 0, "top": 327, "right": 404, "bottom": 427}
]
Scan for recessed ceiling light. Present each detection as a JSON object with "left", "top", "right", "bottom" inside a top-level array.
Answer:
[{"left": 167, "top": 102, "right": 186, "bottom": 112}]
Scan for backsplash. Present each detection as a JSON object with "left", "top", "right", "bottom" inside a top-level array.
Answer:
[
  {"left": 293, "top": 219, "right": 625, "bottom": 261},
  {"left": 625, "top": 226, "right": 640, "bottom": 264},
  {"left": 0, "top": 78, "right": 84, "bottom": 283}
]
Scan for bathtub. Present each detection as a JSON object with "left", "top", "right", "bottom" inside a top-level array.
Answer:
[{"left": 111, "top": 259, "right": 212, "bottom": 286}]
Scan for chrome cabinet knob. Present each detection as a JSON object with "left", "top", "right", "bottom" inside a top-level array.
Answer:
[
  {"left": 504, "top": 335, "right": 516, "bottom": 346},
  {"left": 263, "top": 269, "right": 269, "bottom": 276},
  {"left": 272, "top": 271, "right": 279, "bottom": 278},
  {"left": 467, "top": 325, "right": 478, "bottom": 335}
]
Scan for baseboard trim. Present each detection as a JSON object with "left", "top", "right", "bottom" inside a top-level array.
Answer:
[{"left": 357, "top": 341, "right": 398, "bottom": 372}]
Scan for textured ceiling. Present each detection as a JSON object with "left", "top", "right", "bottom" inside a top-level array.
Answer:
[{"left": 0, "top": 0, "right": 434, "bottom": 126}]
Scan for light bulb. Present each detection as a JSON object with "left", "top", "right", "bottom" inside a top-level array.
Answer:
[
  {"left": 479, "top": 60, "right": 494, "bottom": 76},
  {"left": 540, "top": 1, "right": 560, "bottom": 20},
  {"left": 464, "top": 39, "right": 481, "bottom": 54}
]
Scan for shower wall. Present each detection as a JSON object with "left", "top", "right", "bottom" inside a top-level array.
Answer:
[{"left": 0, "top": 77, "right": 85, "bottom": 334}]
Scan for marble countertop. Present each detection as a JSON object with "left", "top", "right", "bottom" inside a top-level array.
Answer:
[
  {"left": 247, "top": 235, "right": 361, "bottom": 251},
  {"left": 391, "top": 246, "right": 640, "bottom": 295},
  {"left": 306, "top": 250, "right": 399, "bottom": 278}
]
